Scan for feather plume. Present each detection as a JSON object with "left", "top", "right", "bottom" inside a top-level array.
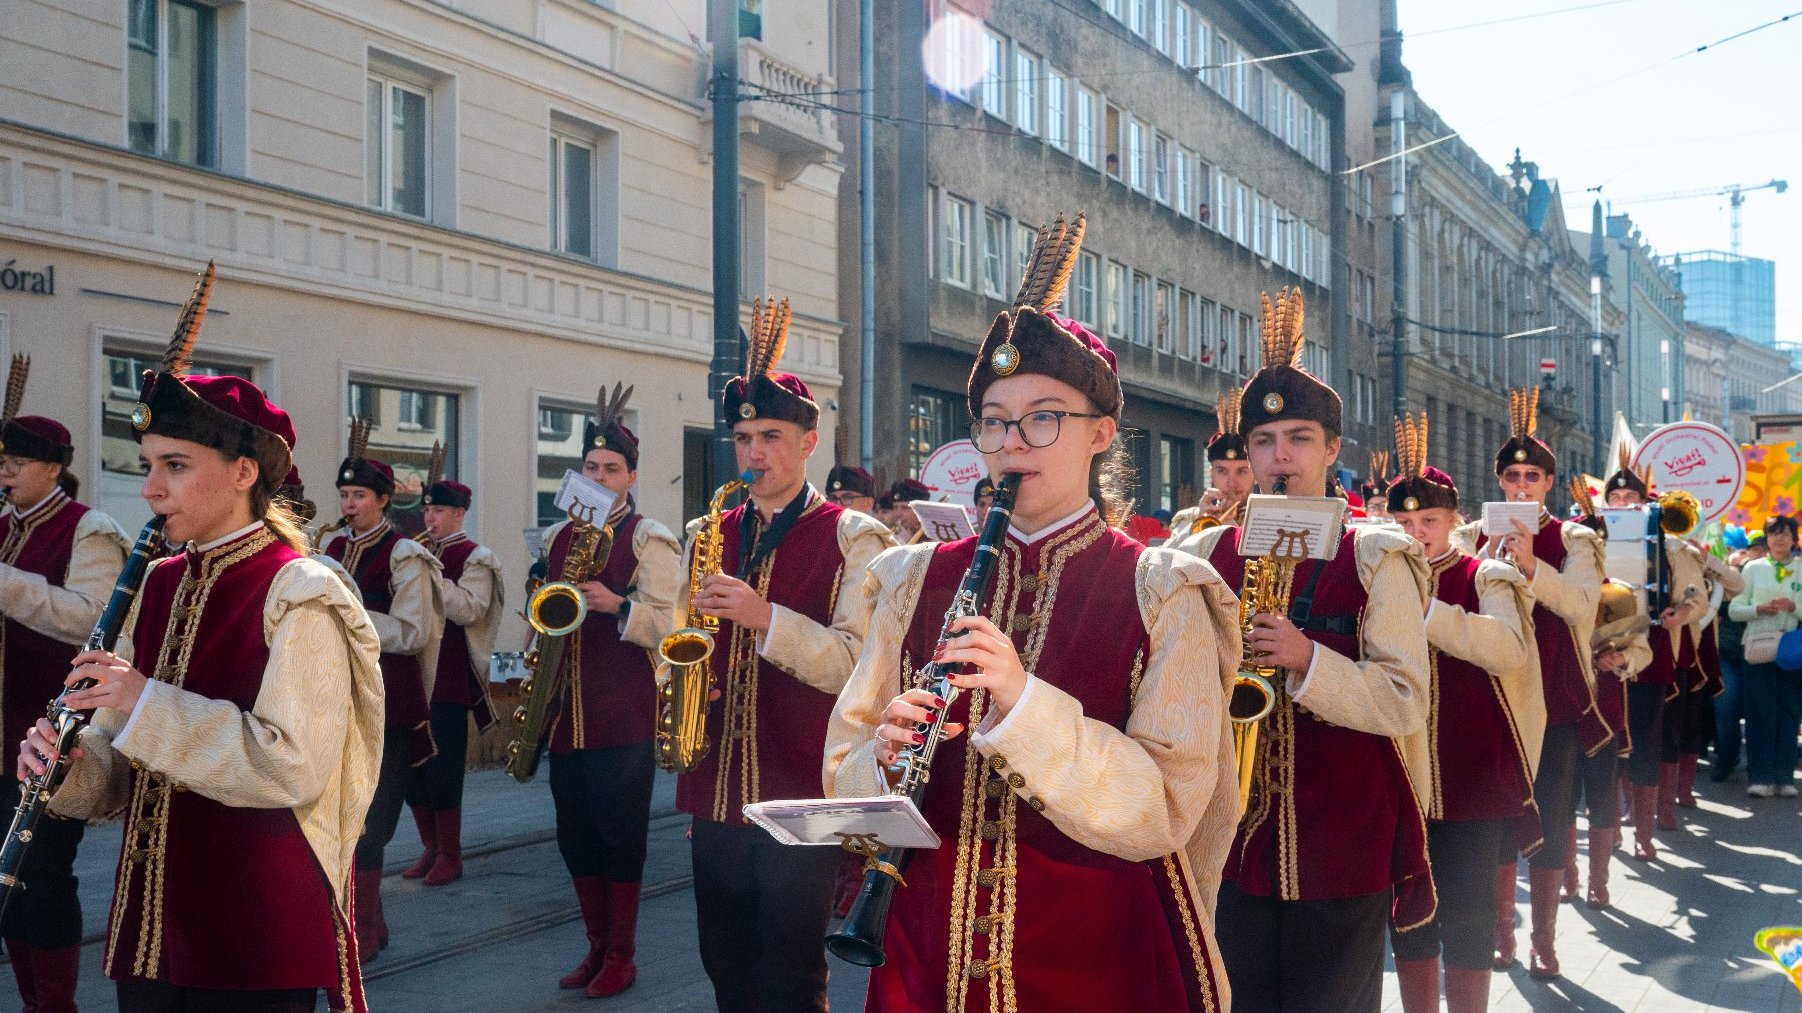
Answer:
[
  {"left": 1014, "top": 212, "right": 1086, "bottom": 312},
  {"left": 1569, "top": 477, "right": 1598, "bottom": 518},
  {"left": 1014, "top": 221, "right": 1054, "bottom": 307},
  {"left": 1526, "top": 386, "right": 1540, "bottom": 436},
  {"left": 744, "top": 297, "right": 793, "bottom": 381},
  {"left": 2, "top": 355, "right": 29, "bottom": 424},
  {"left": 1617, "top": 442, "right": 1633, "bottom": 474},
  {"left": 1394, "top": 412, "right": 1429, "bottom": 480},
  {"left": 1638, "top": 464, "right": 1653, "bottom": 492},
  {"left": 1508, "top": 387, "right": 1540, "bottom": 439},
  {"left": 348, "top": 416, "right": 373, "bottom": 462},
  {"left": 1258, "top": 288, "right": 1306, "bottom": 368},
  {"left": 1369, "top": 449, "right": 1391, "bottom": 483},
  {"left": 1217, "top": 388, "right": 1242, "bottom": 435},
  {"left": 595, "top": 381, "right": 634, "bottom": 434},
  {"left": 161, "top": 260, "right": 216, "bottom": 378},
  {"left": 425, "top": 441, "right": 447, "bottom": 488}
]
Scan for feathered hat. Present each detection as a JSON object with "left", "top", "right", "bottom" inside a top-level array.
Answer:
[
  {"left": 826, "top": 429, "right": 875, "bottom": 497},
  {"left": 1494, "top": 386, "right": 1556, "bottom": 475},
  {"left": 1207, "top": 388, "right": 1248, "bottom": 463},
  {"left": 968, "top": 213, "right": 1122, "bottom": 420},
  {"left": 1239, "top": 288, "right": 1341, "bottom": 435},
  {"left": 1602, "top": 441, "right": 1651, "bottom": 501},
  {"left": 1569, "top": 476, "right": 1607, "bottom": 533},
  {"left": 336, "top": 415, "right": 395, "bottom": 497},
  {"left": 583, "top": 381, "right": 639, "bottom": 469},
  {"left": 130, "top": 262, "right": 296, "bottom": 492},
  {"left": 723, "top": 298, "right": 818, "bottom": 429},
  {"left": 0, "top": 355, "right": 73, "bottom": 465},
  {"left": 421, "top": 440, "right": 471, "bottom": 509},
  {"left": 1386, "top": 412, "right": 1458, "bottom": 513}
]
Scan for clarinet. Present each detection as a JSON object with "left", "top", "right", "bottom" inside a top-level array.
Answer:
[
  {"left": 827, "top": 472, "right": 1021, "bottom": 968},
  {"left": 0, "top": 516, "right": 166, "bottom": 920}
]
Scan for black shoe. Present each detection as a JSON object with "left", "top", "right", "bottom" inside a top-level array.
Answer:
[{"left": 1709, "top": 758, "right": 1739, "bottom": 783}]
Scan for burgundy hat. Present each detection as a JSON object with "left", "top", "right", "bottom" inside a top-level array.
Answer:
[
  {"left": 129, "top": 265, "right": 295, "bottom": 492},
  {"left": 0, "top": 357, "right": 73, "bottom": 465},
  {"left": 1206, "top": 388, "right": 1247, "bottom": 463},
  {"left": 1240, "top": 289, "right": 1342, "bottom": 437},
  {"left": 827, "top": 464, "right": 875, "bottom": 498},
  {"left": 968, "top": 214, "right": 1123, "bottom": 421},
  {"left": 1495, "top": 387, "right": 1556, "bottom": 475},
  {"left": 723, "top": 299, "right": 819, "bottom": 430},
  {"left": 419, "top": 441, "right": 470, "bottom": 508},
  {"left": 890, "top": 478, "right": 931, "bottom": 503},
  {"left": 582, "top": 382, "right": 639, "bottom": 469},
  {"left": 336, "top": 416, "right": 395, "bottom": 498},
  {"left": 1387, "top": 412, "right": 1459, "bottom": 513}
]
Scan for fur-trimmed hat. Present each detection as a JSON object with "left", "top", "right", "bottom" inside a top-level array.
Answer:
[
  {"left": 723, "top": 298, "right": 818, "bottom": 429},
  {"left": 1207, "top": 388, "right": 1248, "bottom": 463},
  {"left": 129, "top": 263, "right": 295, "bottom": 493},
  {"left": 1386, "top": 412, "right": 1458, "bottom": 513},
  {"left": 968, "top": 214, "right": 1123, "bottom": 421},
  {"left": 1495, "top": 387, "right": 1556, "bottom": 475},
  {"left": 890, "top": 478, "right": 930, "bottom": 504},
  {"left": 336, "top": 415, "right": 394, "bottom": 498},
  {"left": 0, "top": 356, "right": 73, "bottom": 466},
  {"left": 421, "top": 441, "right": 471, "bottom": 509},
  {"left": 826, "top": 464, "right": 875, "bottom": 498},
  {"left": 1602, "top": 442, "right": 1650, "bottom": 501},
  {"left": 1240, "top": 289, "right": 1341, "bottom": 436},
  {"left": 583, "top": 382, "right": 639, "bottom": 469}
]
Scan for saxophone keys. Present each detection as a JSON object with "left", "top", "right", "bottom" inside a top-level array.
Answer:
[{"left": 512, "top": 705, "right": 529, "bottom": 724}]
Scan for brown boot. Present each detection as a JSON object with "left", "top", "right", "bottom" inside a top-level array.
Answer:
[
  {"left": 1676, "top": 752, "right": 1700, "bottom": 807},
  {"left": 1394, "top": 956, "right": 1441, "bottom": 1013},
  {"left": 1587, "top": 827, "right": 1616, "bottom": 909},
  {"left": 1633, "top": 784, "right": 1659, "bottom": 860},
  {"left": 7, "top": 937, "right": 38, "bottom": 1013},
  {"left": 1492, "top": 863, "right": 1517, "bottom": 969},
  {"left": 29, "top": 946, "right": 78, "bottom": 1013},
  {"left": 424, "top": 807, "right": 463, "bottom": 886},
  {"left": 1527, "top": 867, "right": 1562, "bottom": 979},
  {"left": 1561, "top": 826, "right": 1580, "bottom": 902},
  {"left": 1444, "top": 965, "right": 1492, "bottom": 1013},
  {"left": 585, "top": 881, "right": 641, "bottom": 997},
  {"left": 401, "top": 804, "right": 437, "bottom": 879},
  {"left": 558, "top": 876, "right": 610, "bottom": 989},
  {"left": 1657, "top": 762, "right": 1679, "bottom": 830},
  {"left": 353, "top": 868, "right": 384, "bottom": 963}
]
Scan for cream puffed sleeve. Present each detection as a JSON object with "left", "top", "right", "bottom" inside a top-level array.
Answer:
[
  {"left": 823, "top": 544, "right": 932, "bottom": 801},
  {"left": 372, "top": 538, "right": 443, "bottom": 696},
  {"left": 619, "top": 518, "right": 681, "bottom": 652},
  {"left": 0, "top": 510, "right": 129, "bottom": 643},
  {"left": 1430, "top": 558, "right": 1547, "bottom": 776},
  {"left": 752, "top": 510, "right": 892, "bottom": 695}
]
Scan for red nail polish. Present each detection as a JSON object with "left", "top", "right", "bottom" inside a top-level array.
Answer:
[
  {"left": 932, "top": 696, "right": 947, "bottom": 709},
  {"left": 911, "top": 732, "right": 925, "bottom": 744}
]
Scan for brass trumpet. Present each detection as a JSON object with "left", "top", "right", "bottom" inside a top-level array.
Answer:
[{"left": 1655, "top": 489, "right": 1700, "bottom": 538}]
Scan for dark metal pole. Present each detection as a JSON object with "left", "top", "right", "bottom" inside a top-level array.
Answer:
[
  {"left": 709, "top": 0, "right": 742, "bottom": 488},
  {"left": 859, "top": 0, "right": 875, "bottom": 472},
  {"left": 1389, "top": 90, "right": 1408, "bottom": 421}
]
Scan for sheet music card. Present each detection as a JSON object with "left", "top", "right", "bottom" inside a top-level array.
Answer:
[
  {"left": 744, "top": 796, "right": 941, "bottom": 849},
  {"left": 910, "top": 501, "right": 976, "bottom": 542},
  {"left": 554, "top": 470, "right": 618, "bottom": 526},
  {"left": 1482, "top": 501, "right": 1542, "bottom": 538},
  {"left": 1238, "top": 495, "right": 1345, "bottom": 560},
  {"left": 522, "top": 527, "right": 548, "bottom": 562}
]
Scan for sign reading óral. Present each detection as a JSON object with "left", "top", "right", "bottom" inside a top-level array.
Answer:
[
  {"left": 1632, "top": 421, "right": 1745, "bottom": 524},
  {"left": 919, "top": 439, "right": 988, "bottom": 506}
]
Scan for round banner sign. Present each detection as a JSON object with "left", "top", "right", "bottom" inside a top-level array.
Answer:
[
  {"left": 1631, "top": 421, "right": 1745, "bottom": 523},
  {"left": 919, "top": 439, "right": 988, "bottom": 506}
]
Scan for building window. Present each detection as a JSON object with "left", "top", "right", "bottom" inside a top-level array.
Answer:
[
  {"left": 1129, "top": 0, "right": 1147, "bottom": 36},
  {"left": 367, "top": 73, "right": 430, "bottom": 217},
  {"left": 1128, "top": 120, "right": 1145, "bottom": 192},
  {"left": 127, "top": 0, "right": 216, "bottom": 167},
  {"left": 942, "top": 194, "right": 973, "bottom": 288},
  {"left": 1014, "top": 48, "right": 1038, "bottom": 135},
  {"left": 981, "top": 210, "right": 1007, "bottom": 298},
  {"left": 1173, "top": 4, "right": 1190, "bottom": 69},
  {"left": 101, "top": 345, "right": 249, "bottom": 530},
  {"left": 909, "top": 388, "right": 961, "bottom": 477},
  {"left": 1218, "top": 304, "right": 1236, "bottom": 374},
  {"left": 537, "top": 402, "right": 587, "bottom": 526},
  {"left": 1174, "top": 147, "right": 1190, "bottom": 216},
  {"left": 1151, "top": 0, "right": 1168, "bottom": 52},
  {"left": 1239, "top": 313, "right": 1255, "bottom": 374},
  {"left": 1106, "top": 261, "right": 1128, "bottom": 337},
  {"left": 1014, "top": 222, "right": 1036, "bottom": 291},
  {"left": 1074, "top": 251, "right": 1099, "bottom": 328},
  {"left": 1155, "top": 282, "right": 1174, "bottom": 353},
  {"left": 1132, "top": 272, "right": 1151, "bottom": 346},
  {"left": 1045, "top": 69, "right": 1068, "bottom": 150},
  {"left": 1235, "top": 183, "right": 1249, "bottom": 246},
  {"left": 549, "top": 132, "right": 595, "bottom": 258},
  {"left": 981, "top": 31, "right": 1007, "bottom": 118},
  {"left": 349, "top": 379, "right": 461, "bottom": 531},
  {"left": 1252, "top": 193, "right": 1265, "bottom": 257},
  {"left": 1105, "top": 104, "right": 1122, "bottom": 178},
  {"left": 1153, "top": 134, "right": 1170, "bottom": 204},
  {"left": 1159, "top": 435, "right": 1194, "bottom": 513},
  {"left": 1076, "top": 87, "right": 1096, "bottom": 166}
]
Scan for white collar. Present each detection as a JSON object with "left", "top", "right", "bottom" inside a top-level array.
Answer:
[
  {"left": 11, "top": 488, "right": 65, "bottom": 520},
  {"left": 1011, "top": 501, "right": 1097, "bottom": 547},
  {"left": 348, "top": 519, "right": 391, "bottom": 544},
  {"left": 192, "top": 520, "right": 265, "bottom": 553}
]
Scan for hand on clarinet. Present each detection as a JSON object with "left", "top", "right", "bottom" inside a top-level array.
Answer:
[
  {"left": 17, "top": 718, "right": 83, "bottom": 782},
  {"left": 692, "top": 574, "right": 774, "bottom": 632},
  {"left": 874, "top": 689, "right": 964, "bottom": 768},
  {"left": 937, "top": 616, "right": 1029, "bottom": 717},
  {"left": 1246, "top": 613, "right": 1316, "bottom": 672},
  {"left": 58, "top": 651, "right": 150, "bottom": 717}
]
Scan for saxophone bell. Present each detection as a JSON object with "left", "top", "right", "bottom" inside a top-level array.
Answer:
[{"left": 526, "top": 581, "right": 587, "bottom": 637}]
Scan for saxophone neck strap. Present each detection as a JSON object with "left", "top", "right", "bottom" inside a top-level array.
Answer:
[{"left": 738, "top": 484, "right": 814, "bottom": 579}]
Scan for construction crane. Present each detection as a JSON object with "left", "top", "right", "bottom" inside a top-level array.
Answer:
[{"left": 1601, "top": 179, "right": 1787, "bottom": 257}]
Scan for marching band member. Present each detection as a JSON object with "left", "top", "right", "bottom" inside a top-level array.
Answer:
[
  {"left": 971, "top": 475, "right": 998, "bottom": 518},
  {"left": 27, "top": 267, "right": 382, "bottom": 1012},
  {"left": 884, "top": 479, "right": 931, "bottom": 543},
  {"left": 0, "top": 355, "right": 129, "bottom": 1011},
  {"left": 1665, "top": 548, "right": 1742, "bottom": 822},
  {"left": 1386, "top": 414, "right": 1541, "bottom": 1013},
  {"left": 1190, "top": 290, "right": 1433, "bottom": 1013},
  {"left": 1459, "top": 389, "right": 1604, "bottom": 980},
  {"left": 826, "top": 214, "right": 1242, "bottom": 1012},
  {"left": 321, "top": 418, "right": 444, "bottom": 962},
  {"left": 402, "top": 444, "right": 503, "bottom": 888},
  {"left": 679, "top": 298, "right": 890, "bottom": 1011},
  {"left": 826, "top": 462, "right": 880, "bottom": 519},
  {"left": 542, "top": 384, "right": 681, "bottom": 998},
  {"left": 1171, "top": 390, "right": 1253, "bottom": 541}
]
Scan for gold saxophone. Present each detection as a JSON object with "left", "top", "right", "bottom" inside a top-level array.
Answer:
[
  {"left": 1227, "top": 476, "right": 1299, "bottom": 812},
  {"left": 504, "top": 504, "right": 615, "bottom": 783},
  {"left": 656, "top": 471, "right": 755, "bottom": 773},
  {"left": 308, "top": 515, "right": 350, "bottom": 555}
]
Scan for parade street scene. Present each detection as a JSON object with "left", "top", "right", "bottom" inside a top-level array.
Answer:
[{"left": 1, "top": 0, "right": 1799, "bottom": 1011}]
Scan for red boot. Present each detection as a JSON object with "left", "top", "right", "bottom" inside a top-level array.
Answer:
[
  {"left": 424, "top": 806, "right": 463, "bottom": 886},
  {"left": 585, "top": 881, "right": 641, "bottom": 998},
  {"left": 1492, "top": 863, "right": 1517, "bottom": 969},
  {"left": 1587, "top": 827, "right": 1616, "bottom": 909},
  {"left": 1633, "top": 784, "right": 1659, "bottom": 860},
  {"left": 29, "top": 946, "right": 78, "bottom": 1013},
  {"left": 401, "top": 804, "right": 437, "bottom": 879},
  {"left": 1394, "top": 956, "right": 1441, "bottom": 1013},
  {"left": 1657, "top": 762, "right": 1679, "bottom": 830},
  {"left": 1677, "top": 752, "right": 1700, "bottom": 807},
  {"left": 1527, "top": 867, "right": 1562, "bottom": 979},
  {"left": 1561, "top": 826, "right": 1580, "bottom": 902},
  {"left": 7, "top": 937, "right": 38, "bottom": 1013},
  {"left": 1444, "top": 965, "right": 1492, "bottom": 1013},
  {"left": 559, "top": 876, "right": 609, "bottom": 989},
  {"left": 353, "top": 868, "right": 384, "bottom": 963}
]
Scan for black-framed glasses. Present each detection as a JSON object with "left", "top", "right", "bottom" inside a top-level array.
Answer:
[
  {"left": 969, "top": 411, "right": 1103, "bottom": 453},
  {"left": 827, "top": 491, "right": 868, "bottom": 504}
]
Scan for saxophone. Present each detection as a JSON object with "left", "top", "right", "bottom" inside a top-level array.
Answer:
[
  {"left": 504, "top": 504, "right": 615, "bottom": 783},
  {"left": 1228, "top": 476, "right": 1297, "bottom": 812},
  {"left": 655, "top": 471, "right": 755, "bottom": 773}
]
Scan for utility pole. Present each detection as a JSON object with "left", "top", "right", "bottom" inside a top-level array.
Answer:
[
  {"left": 709, "top": 0, "right": 742, "bottom": 487},
  {"left": 1389, "top": 89, "right": 1408, "bottom": 421},
  {"left": 858, "top": 0, "right": 875, "bottom": 471},
  {"left": 1591, "top": 273, "right": 1605, "bottom": 470}
]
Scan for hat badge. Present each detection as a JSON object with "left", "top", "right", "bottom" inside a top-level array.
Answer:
[
  {"left": 593, "top": 434, "right": 607, "bottom": 449},
  {"left": 739, "top": 403, "right": 757, "bottom": 420},
  {"left": 341, "top": 467, "right": 355, "bottom": 482},
  {"left": 1513, "top": 448, "right": 1528, "bottom": 463},
  {"left": 1225, "top": 448, "right": 1238, "bottom": 460},
  {"left": 990, "top": 341, "right": 1021, "bottom": 377},
  {"left": 131, "top": 402, "right": 153, "bottom": 432},
  {"left": 1403, "top": 496, "right": 1419, "bottom": 511},
  {"left": 1263, "top": 392, "right": 1284, "bottom": 413}
]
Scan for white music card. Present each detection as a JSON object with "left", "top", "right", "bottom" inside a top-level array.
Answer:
[
  {"left": 1238, "top": 495, "right": 1345, "bottom": 560},
  {"left": 553, "top": 470, "right": 618, "bottom": 526},
  {"left": 743, "top": 796, "right": 941, "bottom": 850},
  {"left": 522, "top": 526, "right": 548, "bottom": 561},
  {"left": 1482, "top": 501, "right": 1542, "bottom": 538},
  {"left": 910, "top": 502, "right": 976, "bottom": 542}
]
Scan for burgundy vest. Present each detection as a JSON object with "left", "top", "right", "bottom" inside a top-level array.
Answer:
[
  {"left": 869, "top": 513, "right": 1224, "bottom": 1013},
  {"left": 547, "top": 514, "right": 656, "bottom": 752},
  {"left": 1208, "top": 529, "right": 1433, "bottom": 921},
  {"left": 1426, "top": 553, "right": 1536, "bottom": 824},
  {"left": 676, "top": 497, "right": 848, "bottom": 825},
  {"left": 426, "top": 536, "right": 495, "bottom": 730},
  {"left": 107, "top": 532, "right": 350, "bottom": 1003},
  {"left": 327, "top": 528, "right": 431, "bottom": 740},
  {"left": 1480, "top": 518, "right": 1593, "bottom": 727},
  {"left": 0, "top": 495, "right": 88, "bottom": 759}
]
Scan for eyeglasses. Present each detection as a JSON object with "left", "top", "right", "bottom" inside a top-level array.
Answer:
[
  {"left": 0, "top": 457, "right": 33, "bottom": 474},
  {"left": 969, "top": 411, "right": 1103, "bottom": 453},
  {"left": 828, "top": 491, "right": 868, "bottom": 504}
]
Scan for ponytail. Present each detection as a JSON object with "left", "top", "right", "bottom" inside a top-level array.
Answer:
[
  {"left": 251, "top": 484, "right": 311, "bottom": 553},
  {"left": 1087, "top": 440, "right": 1135, "bottom": 529},
  {"left": 55, "top": 469, "right": 79, "bottom": 499}
]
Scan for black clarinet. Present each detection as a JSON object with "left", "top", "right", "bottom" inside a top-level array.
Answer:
[
  {"left": 0, "top": 516, "right": 166, "bottom": 920},
  {"left": 827, "top": 472, "right": 1021, "bottom": 968}
]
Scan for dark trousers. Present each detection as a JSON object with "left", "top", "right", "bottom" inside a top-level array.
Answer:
[
  {"left": 549, "top": 742, "right": 656, "bottom": 882},
  {"left": 0, "top": 801, "right": 84, "bottom": 948},
  {"left": 355, "top": 726, "right": 413, "bottom": 870},
  {"left": 1743, "top": 661, "right": 1802, "bottom": 785},
  {"left": 1713, "top": 657, "right": 1745, "bottom": 770},
  {"left": 1662, "top": 678, "right": 1715, "bottom": 760},
  {"left": 1576, "top": 744, "right": 1621, "bottom": 830},
  {"left": 690, "top": 819, "right": 838, "bottom": 1013},
  {"left": 116, "top": 979, "right": 316, "bottom": 1013},
  {"left": 404, "top": 702, "right": 471, "bottom": 811},
  {"left": 1526, "top": 722, "right": 1580, "bottom": 870},
  {"left": 1218, "top": 880, "right": 1389, "bottom": 1013},
  {"left": 1625, "top": 682, "right": 1667, "bottom": 785},
  {"left": 1391, "top": 819, "right": 1507, "bottom": 970}
]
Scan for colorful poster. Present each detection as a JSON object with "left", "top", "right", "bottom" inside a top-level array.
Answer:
[{"left": 1730, "top": 442, "right": 1802, "bottom": 527}]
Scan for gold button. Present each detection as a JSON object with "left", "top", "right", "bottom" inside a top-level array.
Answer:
[
  {"left": 974, "top": 915, "right": 996, "bottom": 934},
  {"left": 1020, "top": 574, "right": 1040, "bottom": 593},
  {"left": 984, "top": 779, "right": 1006, "bottom": 798},
  {"left": 966, "top": 961, "right": 991, "bottom": 980},
  {"left": 976, "top": 869, "right": 999, "bottom": 888},
  {"left": 1010, "top": 614, "right": 1033, "bottom": 633},
  {"left": 980, "top": 820, "right": 1001, "bottom": 840},
  {"left": 129, "top": 760, "right": 143, "bottom": 771},
  {"left": 989, "top": 755, "right": 1007, "bottom": 770},
  {"left": 1027, "top": 796, "right": 1045, "bottom": 811},
  {"left": 1006, "top": 773, "right": 1025, "bottom": 789}
]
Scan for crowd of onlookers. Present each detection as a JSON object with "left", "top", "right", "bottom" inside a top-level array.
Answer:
[{"left": 1716, "top": 516, "right": 1802, "bottom": 797}]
